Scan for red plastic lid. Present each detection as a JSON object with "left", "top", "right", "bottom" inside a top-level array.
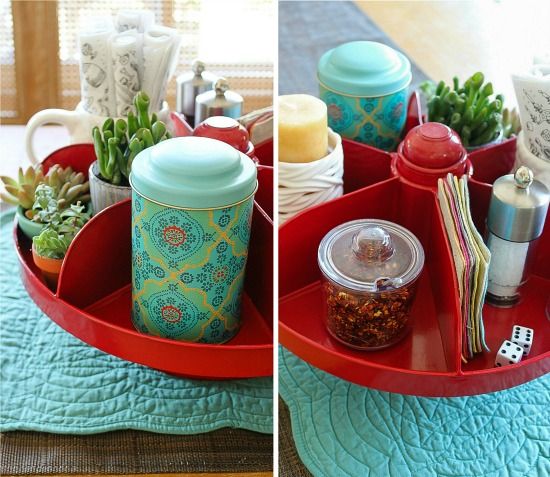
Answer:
[
  {"left": 395, "top": 122, "right": 468, "bottom": 186},
  {"left": 193, "top": 116, "right": 250, "bottom": 153}
]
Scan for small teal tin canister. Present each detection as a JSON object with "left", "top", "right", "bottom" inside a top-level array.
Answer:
[
  {"left": 317, "top": 41, "right": 412, "bottom": 151},
  {"left": 130, "top": 137, "right": 257, "bottom": 344}
]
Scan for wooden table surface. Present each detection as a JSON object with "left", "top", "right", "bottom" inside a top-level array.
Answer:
[{"left": 357, "top": 0, "right": 550, "bottom": 109}]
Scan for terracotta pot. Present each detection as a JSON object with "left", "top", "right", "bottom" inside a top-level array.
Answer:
[
  {"left": 89, "top": 161, "right": 132, "bottom": 213},
  {"left": 32, "top": 243, "right": 63, "bottom": 289}
]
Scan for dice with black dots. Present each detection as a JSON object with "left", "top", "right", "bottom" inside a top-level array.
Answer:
[
  {"left": 495, "top": 340, "right": 524, "bottom": 367},
  {"left": 511, "top": 325, "right": 534, "bottom": 356}
]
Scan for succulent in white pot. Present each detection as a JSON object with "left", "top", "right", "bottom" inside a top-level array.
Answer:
[{"left": 90, "top": 91, "right": 171, "bottom": 213}]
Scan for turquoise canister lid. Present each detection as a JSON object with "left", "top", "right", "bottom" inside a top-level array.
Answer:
[
  {"left": 317, "top": 41, "right": 412, "bottom": 97},
  {"left": 130, "top": 136, "right": 257, "bottom": 209}
]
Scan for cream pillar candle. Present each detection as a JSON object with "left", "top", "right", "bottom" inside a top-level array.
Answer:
[{"left": 278, "top": 94, "right": 328, "bottom": 163}]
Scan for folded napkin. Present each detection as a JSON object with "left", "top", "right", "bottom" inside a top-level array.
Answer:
[
  {"left": 438, "top": 174, "right": 490, "bottom": 360},
  {"left": 112, "top": 31, "right": 141, "bottom": 116},
  {"left": 79, "top": 19, "right": 117, "bottom": 116},
  {"left": 0, "top": 211, "right": 272, "bottom": 435},
  {"left": 142, "top": 25, "right": 182, "bottom": 112},
  {"left": 78, "top": 10, "right": 181, "bottom": 117},
  {"left": 115, "top": 9, "right": 154, "bottom": 33}
]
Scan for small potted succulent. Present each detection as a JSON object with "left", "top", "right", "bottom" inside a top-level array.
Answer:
[
  {"left": 1, "top": 165, "right": 90, "bottom": 239},
  {"left": 31, "top": 185, "right": 89, "bottom": 288},
  {"left": 420, "top": 72, "right": 507, "bottom": 150},
  {"left": 90, "top": 91, "right": 171, "bottom": 212}
]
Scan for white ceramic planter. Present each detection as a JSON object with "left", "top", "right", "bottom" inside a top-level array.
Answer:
[{"left": 89, "top": 161, "right": 132, "bottom": 214}]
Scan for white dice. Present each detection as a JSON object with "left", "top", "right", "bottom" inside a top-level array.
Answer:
[
  {"left": 495, "top": 340, "right": 524, "bottom": 367},
  {"left": 511, "top": 325, "right": 534, "bottom": 356}
]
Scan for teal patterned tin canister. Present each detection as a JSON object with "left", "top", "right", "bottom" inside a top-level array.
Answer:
[
  {"left": 318, "top": 41, "right": 412, "bottom": 151},
  {"left": 130, "top": 137, "right": 257, "bottom": 344}
]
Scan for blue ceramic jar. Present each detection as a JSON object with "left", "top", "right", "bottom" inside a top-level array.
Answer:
[
  {"left": 130, "top": 137, "right": 257, "bottom": 344},
  {"left": 318, "top": 41, "right": 412, "bottom": 151}
]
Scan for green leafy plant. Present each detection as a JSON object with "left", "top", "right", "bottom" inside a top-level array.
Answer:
[
  {"left": 1, "top": 164, "right": 90, "bottom": 216},
  {"left": 32, "top": 197, "right": 89, "bottom": 259},
  {"left": 420, "top": 72, "right": 505, "bottom": 147},
  {"left": 92, "top": 91, "right": 171, "bottom": 186}
]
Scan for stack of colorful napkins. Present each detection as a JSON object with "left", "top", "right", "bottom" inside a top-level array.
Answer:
[{"left": 438, "top": 174, "right": 491, "bottom": 360}]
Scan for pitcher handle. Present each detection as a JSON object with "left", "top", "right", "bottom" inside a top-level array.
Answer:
[{"left": 25, "top": 109, "right": 78, "bottom": 165}]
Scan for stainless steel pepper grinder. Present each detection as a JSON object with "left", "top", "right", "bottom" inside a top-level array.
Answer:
[
  {"left": 176, "top": 60, "right": 217, "bottom": 127},
  {"left": 195, "top": 77, "right": 244, "bottom": 125},
  {"left": 486, "top": 166, "right": 550, "bottom": 306}
]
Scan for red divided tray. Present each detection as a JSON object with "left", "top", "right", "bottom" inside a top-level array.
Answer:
[
  {"left": 14, "top": 133, "right": 274, "bottom": 380},
  {"left": 279, "top": 95, "right": 550, "bottom": 397}
]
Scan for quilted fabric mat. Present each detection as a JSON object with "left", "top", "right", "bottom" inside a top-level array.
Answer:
[
  {"left": 280, "top": 347, "right": 550, "bottom": 477},
  {"left": 0, "top": 211, "right": 273, "bottom": 435}
]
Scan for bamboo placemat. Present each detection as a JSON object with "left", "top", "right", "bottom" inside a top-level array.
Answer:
[
  {"left": 0, "top": 429, "right": 273, "bottom": 475},
  {"left": 278, "top": 398, "right": 312, "bottom": 477}
]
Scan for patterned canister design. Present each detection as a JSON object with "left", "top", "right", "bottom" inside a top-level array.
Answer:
[
  {"left": 130, "top": 137, "right": 257, "bottom": 343},
  {"left": 317, "top": 41, "right": 412, "bottom": 151}
]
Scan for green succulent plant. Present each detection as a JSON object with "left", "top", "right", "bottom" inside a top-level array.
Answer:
[
  {"left": 32, "top": 228, "right": 72, "bottom": 260},
  {"left": 92, "top": 91, "right": 171, "bottom": 186},
  {"left": 1, "top": 164, "right": 90, "bottom": 216},
  {"left": 1, "top": 166, "right": 45, "bottom": 210},
  {"left": 502, "top": 107, "right": 522, "bottom": 139},
  {"left": 32, "top": 196, "right": 89, "bottom": 259},
  {"left": 420, "top": 72, "right": 505, "bottom": 147},
  {"left": 46, "top": 164, "right": 91, "bottom": 210}
]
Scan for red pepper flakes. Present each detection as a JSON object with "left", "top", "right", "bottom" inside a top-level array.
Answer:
[{"left": 323, "top": 281, "right": 418, "bottom": 349}]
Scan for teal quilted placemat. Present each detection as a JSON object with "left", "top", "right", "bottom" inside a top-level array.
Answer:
[
  {"left": 0, "top": 211, "right": 272, "bottom": 435},
  {"left": 280, "top": 347, "right": 550, "bottom": 477}
]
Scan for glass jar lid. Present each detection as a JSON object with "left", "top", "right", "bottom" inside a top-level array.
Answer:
[{"left": 318, "top": 219, "right": 425, "bottom": 292}]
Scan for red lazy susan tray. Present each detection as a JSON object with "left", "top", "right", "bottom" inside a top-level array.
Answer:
[
  {"left": 279, "top": 93, "right": 550, "bottom": 397},
  {"left": 14, "top": 115, "right": 274, "bottom": 380}
]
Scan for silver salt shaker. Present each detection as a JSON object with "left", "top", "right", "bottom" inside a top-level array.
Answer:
[
  {"left": 486, "top": 166, "right": 549, "bottom": 306},
  {"left": 176, "top": 60, "right": 216, "bottom": 127},
  {"left": 195, "top": 78, "right": 243, "bottom": 125}
]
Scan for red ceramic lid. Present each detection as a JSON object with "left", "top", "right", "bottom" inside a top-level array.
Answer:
[
  {"left": 401, "top": 122, "right": 465, "bottom": 169},
  {"left": 193, "top": 116, "right": 250, "bottom": 153}
]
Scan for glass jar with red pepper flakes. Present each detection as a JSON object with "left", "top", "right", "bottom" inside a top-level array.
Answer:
[{"left": 318, "top": 219, "right": 425, "bottom": 350}]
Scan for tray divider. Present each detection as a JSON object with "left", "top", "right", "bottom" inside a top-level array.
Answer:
[{"left": 57, "top": 199, "right": 132, "bottom": 309}]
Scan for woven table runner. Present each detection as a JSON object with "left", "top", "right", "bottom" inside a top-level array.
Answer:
[{"left": 0, "top": 209, "right": 273, "bottom": 474}]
